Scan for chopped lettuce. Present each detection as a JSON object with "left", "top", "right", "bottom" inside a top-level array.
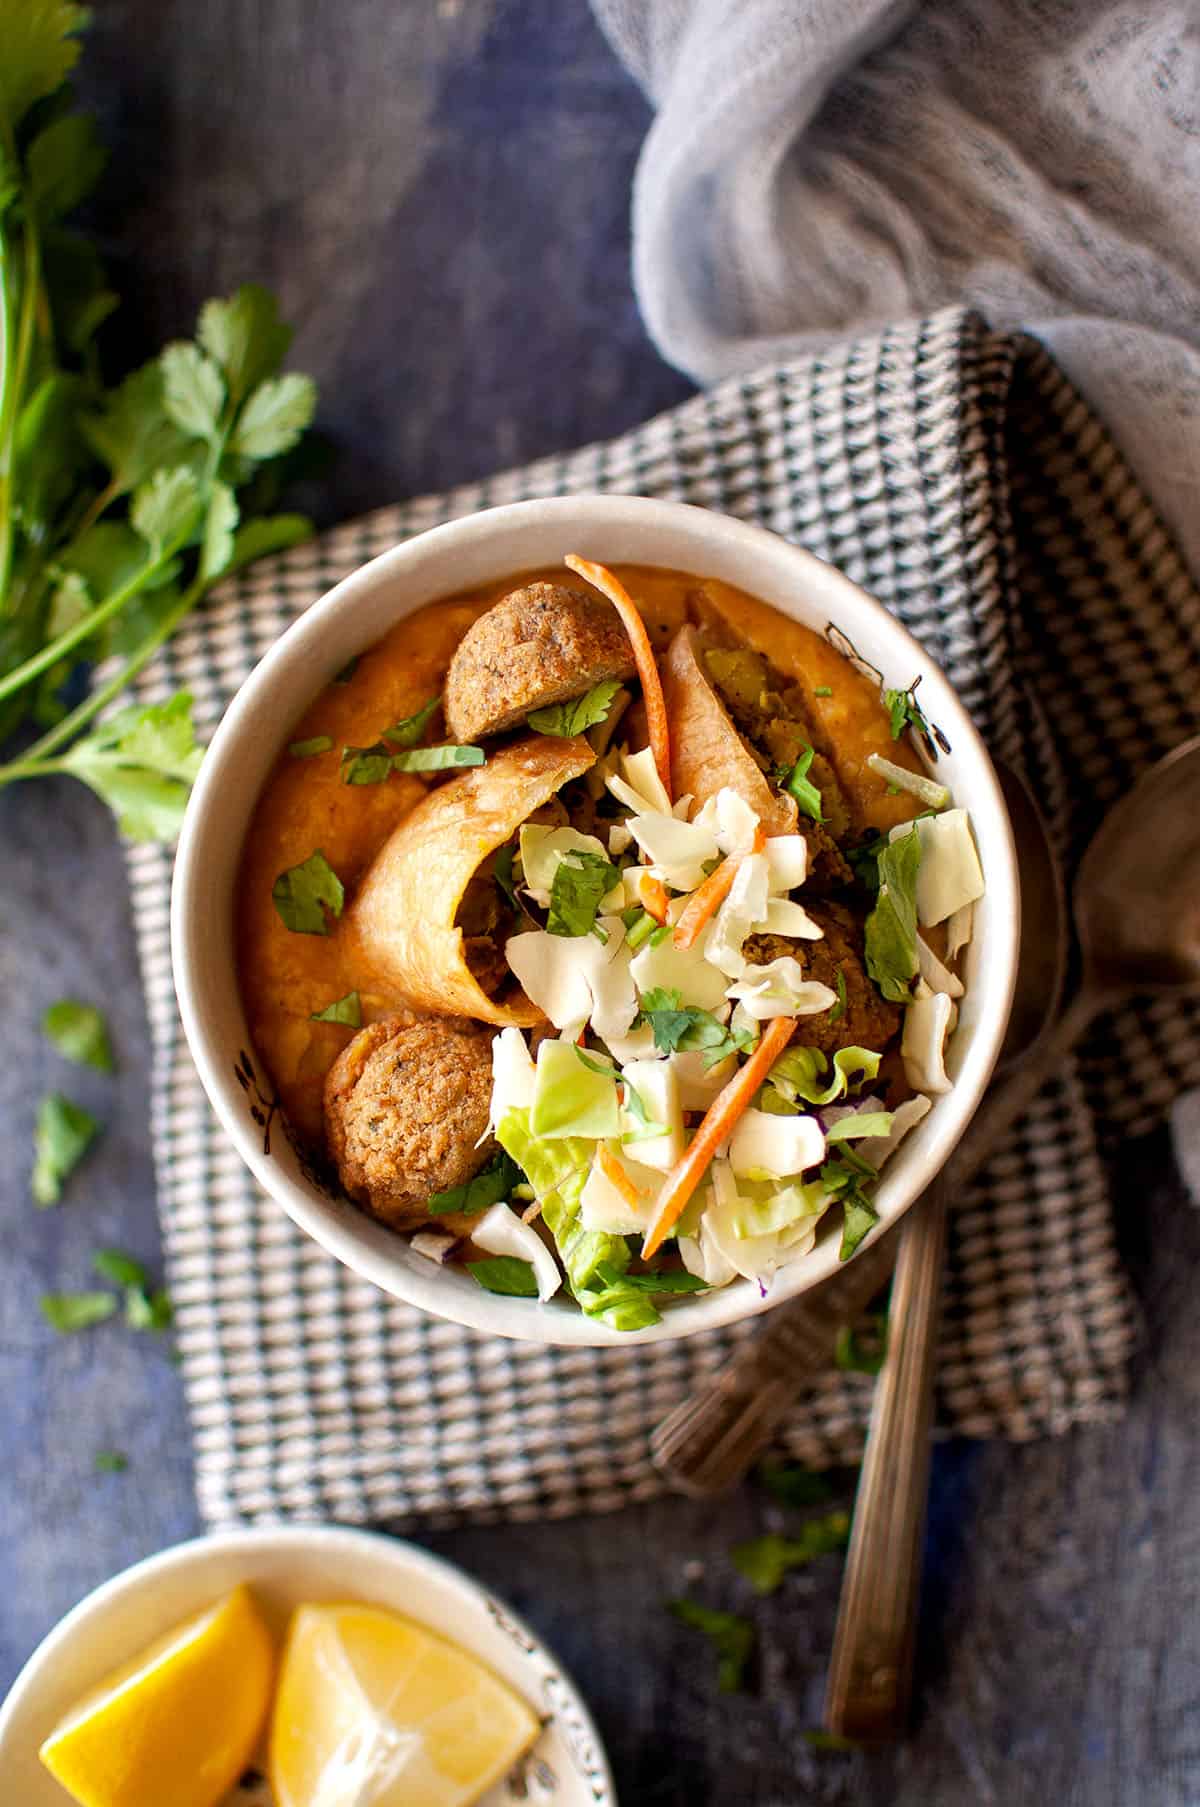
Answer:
[
  {"left": 530, "top": 1039, "right": 620, "bottom": 1139},
  {"left": 891, "top": 807, "right": 984, "bottom": 927},
  {"left": 864, "top": 825, "right": 920, "bottom": 1001},
  {"left": 765, "top": 1044, "right": 881, "bottom": 1109},
  {"left": 824, "top": 1111, "right": 894, "bottom": 1143},
  {"left": 497, "top": 1108, "right": 631, "bottom": 1292}
]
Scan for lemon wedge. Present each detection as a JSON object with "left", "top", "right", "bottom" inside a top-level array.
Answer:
[
  {"left": 38, "top": 1583, "right": 274, "bottom": 1807},
  {"left": 269, "top": 1602, "right": 541, "bottom": 1807}
]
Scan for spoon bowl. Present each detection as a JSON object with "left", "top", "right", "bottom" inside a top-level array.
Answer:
[{"left": 1075, "top": 735, "right": 1200, "bottom": 999}]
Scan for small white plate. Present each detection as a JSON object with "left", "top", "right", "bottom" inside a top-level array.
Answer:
[{"left": 0, "top": 1525, "right": 616, "bottom": 1806}]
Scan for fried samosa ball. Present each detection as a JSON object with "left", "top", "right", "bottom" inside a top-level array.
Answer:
[
  {"left": 444, "top": 582, "right": 636, "bottom": 741},
  {"left": 324, "top": 1013, "right": 495, "bottom": 1232}
]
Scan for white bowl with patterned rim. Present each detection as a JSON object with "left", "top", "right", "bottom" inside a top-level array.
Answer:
[
  {"left": 171, "top": 494, "right": 1019, "bottom": 1345},
  {"left": 0, "top": 1524, "right": 616, "bottom": 1806}
]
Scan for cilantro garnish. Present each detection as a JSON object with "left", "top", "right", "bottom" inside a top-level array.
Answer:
[
  {"left": 310, "top": 991, "right": 362, "bottom": 1028},
  {"left": 527, "top": 679, "right": 622, "bottom": 738},
  {"left": 783, "top": 744, "right": 823, "bottom": 822},
  {"left": 382, "top": 696, "right": 441, "bottom": 747},
  {"left": 593, "top": 1260, "right": 707, "bottom": 1295},
  {"left": 271, "top": 849, "right": 344, "bottom": 935},
  {"left": 92, "top": 1250, "right": 173, "bottom": 1329},
  {"left": 829, "top": 970, "right": 848, "bottom": 1023},
  {"left": 42, "top": 999, "right": 113, "bottom": 1072},
  {"left": 288, "top": 736, "right": 333, "bottom": 759},
  {"left": 636, "top": 986, "right": 756, "bottom": 1068},
  {"left": 757, "top": 1460, "right": 834, "bottom": 1508},
  {"left": 340, "top": 740, "right": 482, "bottom": 783},
  {"left": 546, "top": 849, "right": 621, "bottom": 939},
  {"left": 55, "top": 693, "right": 205, "bottom": 841},
  {"left": 0, "top": 32, "right": 319, "bottom": 843},
  {"left": 813, "top": 685, "right": 833, "bottom": 698},
  {"left": 95, "top": 1450, "right": 128, "bottom": 1473},
  {"left": 41, "top": 1292, "right": 117, "bottom": 1333},
  {"left": 427, "top": 1151, "right": 521, "bottom": 1217},
  {"left": 667, "top": 1600, "right": 755, "bottom": 1693},
  {"left": 467, "top": 1256, "right": 539, "bottom": 1298},
  {"left": 863, "top": 825, "right": 920, "bottom": 1001},
  {"left": 821, "top": 1147, "right": 881, "bottom": 1261},
  {"left": 32, "top": 1093, "right": 100, "bottom": 1205},
  {"left": 732, "top": 1515, "right": 851, "bottom": 1594},
  {"left": 391, "top": 744, "right": 484, "bottom": 773},
  {"left": 835, "top": 1313, "right": 888, "bottom": 1375}
]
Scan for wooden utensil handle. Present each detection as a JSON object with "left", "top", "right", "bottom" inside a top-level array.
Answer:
[
  {"left": 650, "top": 1233, "right": 897, "bottom": 1497},
  {"left": 823, "top": 1176, "right": 949, "bottom": 1741}
]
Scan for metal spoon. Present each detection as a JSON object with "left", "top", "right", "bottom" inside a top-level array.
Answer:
[
  {"left": 826, "top": 733, "right": 1200, "bottom": 1742},
  {"left": 650, "top": 760, "right": 1063, "bottom": 1496}
]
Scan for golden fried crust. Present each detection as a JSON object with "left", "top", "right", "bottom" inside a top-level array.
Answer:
[
  {"left": 444, "top": 583, "right": 636, "bottom": 741},
  {"left": 347, "top": 734, "right": 595, "bottom": 1026},
  {"left": 661, "top": 625, "right": 798, "bottom": 834},
  {"left": 324, "top": 1014, "right": 496, "bottom": 1232}
]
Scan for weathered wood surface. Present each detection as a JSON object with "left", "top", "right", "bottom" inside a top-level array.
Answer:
[{"left": 1, "top": 4, "right": 1195, "bottom": 1802}]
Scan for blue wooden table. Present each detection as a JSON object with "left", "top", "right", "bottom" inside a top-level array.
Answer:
[{"left": 3, "top": 5, "right": 1197, "bottom": 1802}]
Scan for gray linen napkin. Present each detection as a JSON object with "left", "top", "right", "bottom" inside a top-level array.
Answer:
[{"left": 128, "top": 308, "right": 1196, "bottom": 1529}]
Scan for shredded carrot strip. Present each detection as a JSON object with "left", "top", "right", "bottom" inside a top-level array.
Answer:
[
  {"left": 641, "top": 1015, "right": 796, "bottom": 1259},
  {"left": 597, "top": 1143, "right": 643, "bottom": 1209},
  {"left": 564, "top": 554, "right": 671, "bottom": 801},
  {"left": 638, "top": 872, "right": 671, "bottom": 923},
  {"left": 673, "top": 825, "right": 766, "bottom": 950}
]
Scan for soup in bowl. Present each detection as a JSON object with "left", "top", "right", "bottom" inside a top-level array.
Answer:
[{"left": 173, "top": 496, "right": 1018, "bottom": 1344}]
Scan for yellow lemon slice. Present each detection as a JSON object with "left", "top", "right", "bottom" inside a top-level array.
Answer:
[
  {"left": 38, "top": 1583, "right": 274, "bottom": 1807},
  {"left": 269, "top": 1602, "right": 541, "bottom": 1807}
]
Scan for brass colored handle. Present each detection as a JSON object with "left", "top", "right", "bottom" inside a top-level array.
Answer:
[
  {"left": 823, "top": 1176, "right": 949, "bottom": 1739},
  {"left": 649, "top": 1230, "right": 897, "bottom": 1497}
]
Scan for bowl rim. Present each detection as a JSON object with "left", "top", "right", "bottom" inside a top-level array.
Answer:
[
  {"left": 171, "top": 493, "right": 1018, "bottom": 1346},
  {"left": 0, "top": 1523, "right": 616, "bottom": 1803}
]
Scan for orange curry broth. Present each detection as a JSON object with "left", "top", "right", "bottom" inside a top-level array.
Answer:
[{"left": 235, "top": 565, "right": 921, "bottom": 1148}]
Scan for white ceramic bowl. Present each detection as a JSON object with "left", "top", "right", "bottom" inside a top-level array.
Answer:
[
  {"left": 0, "top": 1525, "right": 615, "bottom": 1806},
  {"left": 172, "top": 495, "right": 1018, "bottom": 1345}
]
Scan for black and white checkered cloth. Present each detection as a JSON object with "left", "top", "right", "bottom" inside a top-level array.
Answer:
[{"left": 124, "top": 307, "right": 1200, "bottom": 1527}]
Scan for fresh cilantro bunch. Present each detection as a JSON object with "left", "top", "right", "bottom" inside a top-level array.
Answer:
[{"left": 0, "top": 4, "right": 317, "bottom": 839}]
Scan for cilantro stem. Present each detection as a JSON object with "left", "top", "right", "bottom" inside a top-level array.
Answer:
[
  {"left": 0, "top": 213, "right": 44, "bottom": 606},
  {"left": 0, "top": 540, "right": 178, "bottom": 705},
  {"left": 9, "top": 574, "right": 203, "bottom": 771}
]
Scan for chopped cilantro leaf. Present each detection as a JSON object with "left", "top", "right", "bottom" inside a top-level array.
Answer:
[
  {"left": 92, "top": 1249, "right": 149, "bottom": 1290},
  {"left": 783, "top": 744, "right": 823, "bottom": 822},
  {"left": 593, "top": 1260, "right": 707, "bottom": 1295},
  {"left": 835, "top": 1314, "right": 888, "bottom": 1375},
  {"left": 668, "top": 1600, "right": 754, "bottom": 1693},
  {"left": 732, "top": 1516, "right": 851, "bottom": 1594},
  {"left": 829, "top": 970, "right": 848, "bottom": 1023},
  {"left": 94, "top": 1450, "right": 128, "bottom": 1473},
  {"left": 339, "top": 743, "right": 395, "bottom": 785},
  {"left": 757, "top": 1460, "right": 834, "bottom": 1508},
  {"left": 547, "top": 849, "right": 621, "bottom": 939},
  {"left": 428, "top": 1151, "right": 521, "bottom": 1217},
  {"left": 310, "top": 991, "right": 362, "bottom": 1028},
  {"left": 271, "top": 850, "right": 344, "bottom": 935},
  {"left": 821, "top": 1147, "right": 881, "bottom": 1260},
  {"left": 32, "top": 1093, "right": 100, "bottom": 1205},
  {"left": 382, "top": 696, "right": 440, "bottom": 747},
  {"left": 41, "top": 1291, "right": 117, "bottom": 1333},
  {"left": 813, "top": 685, "right": 833, "bottom": 698},
  {"left": 527, "top": 679, "right": 622, "bottom": 738},
  {"left": 391, "top": 744, "right": 483, "bottom": 772},
  {"left": 125, "top": 1286, "right": 174, "bottom": 1332},
  {"left": 42, "top": 1000, "right": 114, "bottom": 1072},
  {"left": 288, "top": 735, "right": 333, "bottom": 759},
  {"left": 636, "top": 987, "right": 756, "bottom": 1068},
  {"left": 468, "top": 1256, "right": 539, "bottom": 1298}
]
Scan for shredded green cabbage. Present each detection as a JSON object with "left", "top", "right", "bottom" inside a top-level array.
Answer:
[{"left": 496, "top": 1108, "right": 631, "bottom": 1293}]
